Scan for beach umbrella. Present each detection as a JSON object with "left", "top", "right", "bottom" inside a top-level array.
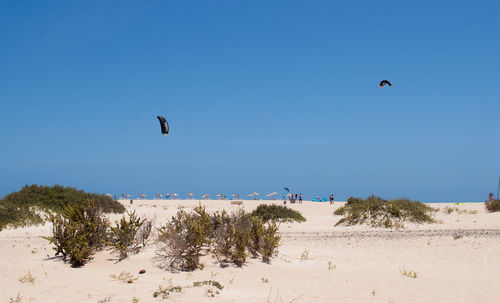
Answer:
[
  {"left": 104, "top": 193, "right": 112, "bottom": 197},
  {"left": 202, "top": 194, "right": 209, "bottom": 199},
  {"left": 172, "top": 193, "right": 178, "bottom": 197}
]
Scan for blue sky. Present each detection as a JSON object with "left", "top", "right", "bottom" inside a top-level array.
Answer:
[{"left": 1, "top": 1, "right": 499, "bottom": 201}]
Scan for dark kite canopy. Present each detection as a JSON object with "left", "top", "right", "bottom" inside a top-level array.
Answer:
[
  {"left": 157, "top": 116, "right": 169, "bottom": 135},
  {"left": 380, "top": 80, "right": 392, "bottom": 88}
]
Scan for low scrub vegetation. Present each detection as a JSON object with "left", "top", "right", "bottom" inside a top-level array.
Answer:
[
  {"left": 18, "top": 272, "right": 35, "bottom": 284},
  {"left": 250, "top": 204, "right": 306, "bottom": 223},
  {"left": 45, "top": 200, "right": 109, "bottom": 267},
  {"left": 485, "top": 200, "right": 500, "bottom": 213},
  {"left": 156, "top": 206, "right": 214, "bottom": 271},
  {"left": 443, "top": 206, "right": 477, "bottom": 215},
  {"left": 400, "top": 266, "right": 417, "bottom": 279},
  {"left": 45, "top": 200, "right": 150, "bottom": 267},
  {"left": 109, "top": 211, "right": 149, "bottom": 260},
  {"left": 156, "top": 205, "right": 281, "bottom": 271},
  {"left": 153, "top": 279, "right": 223, "bottom": 299},
  {"left": 334, "top": 196, "right": 436, "bottom": 228},
  {"left": 0, "top": 184, "right": 124, "bottom": 231},
  {"left": 110, "top": 271, "right": 138, "bottom": 284}
]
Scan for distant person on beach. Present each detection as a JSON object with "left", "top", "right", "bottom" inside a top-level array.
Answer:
[
  {"left": 329, "top": 194, "right": 334, "bottom": 205},
  {"left": 299, "top": 193, "right": 302, "bottom": 204},
  {"left": 489, "top": 192, "right": 494, "bottom": 200}
]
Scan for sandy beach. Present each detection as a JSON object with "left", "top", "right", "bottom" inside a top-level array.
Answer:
[{"left": 1, "top": 199, "right": 500, "bottom": 303}]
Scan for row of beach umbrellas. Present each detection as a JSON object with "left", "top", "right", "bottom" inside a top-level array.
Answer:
[{"left": 115, "top": 192, "right": 280, "bottom": 200}]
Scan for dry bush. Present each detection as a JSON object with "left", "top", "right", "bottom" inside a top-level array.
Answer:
[
  {"left": 485, "top": 200, "right": 500, "bottom": 213},
  {"left": 155, "top": 206, "right": 213, "bottom": 271},
  {"left": 155, "top": 205, "right": 282, "bottom": 271},
  {"left": 136, "top": 217, "right": 154, "bottom": 247}
]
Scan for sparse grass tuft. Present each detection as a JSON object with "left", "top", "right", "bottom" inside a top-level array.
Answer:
[
  {"left": 9, "top": 293, "right": 22, "bottom": 303},
  {"left": 18, "top": 271, "right": 35, "bottom": 284},
  {"left": 153, "top": 280, "right": 224, "bottom": 299},
  {"left": 443, "top": 207, "right": 477, "bottom": 215},
  {"left": 110, "top": 271, "right": 138, "bottom": 284},
  {"left": 132, "top": 297, "right": 139, "bottom": 303},
  {"left": 153, "top": 284, "right": 183, "bottom": 299},
  {"left": 97, "top": 297, "right": 112, "bottom": 303},
  {"left": 453, "top": 232, "right": 463, "bottom": 240},
  {"left": 193, "top": 280, "right": 224, "bottom": 290},
  {"left": 334, "top": 196, "right": 436, "bottom": 228},
  {"left": 328, "top": 261, "right": 336, "bottom": 270},
  {"left": 400, "top": 266, "right": 417, "bottom": 278},
  {"left": 261, "top": 277, "right": 269, "bottom": 283},
  {"left": 300, "top": 249, "right": 309, "bottom": 261}
]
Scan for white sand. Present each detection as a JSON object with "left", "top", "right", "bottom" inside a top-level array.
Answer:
[{"left": 1, "top": 200, "right": 500, "bottom": 303}]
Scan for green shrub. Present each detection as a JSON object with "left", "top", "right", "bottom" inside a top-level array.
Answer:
[
  {"left": 45, "top": 200, "right": 109, "bottom": 267},
  {"left": 156, "top": 206, "right": 213, "bottom": 271},
  {"left": 251, "top": 204, "right": 306, "bottom": 223},
  {"left": 334, "top": 195, "right": 435, "bottom": 228},
  {"left": 0, "top": 184, "right": 124, "bottom": 231},
  {"left": 212, "top": 209, "right": 252, "bottom": 267},
  {"left": 0, "top": 203, "right": 44, "bottom": 231},
  {"left": 109, "top": 211, "right": 146, "bottom": 260},
  {"left": 248, "top": 216, "right": 280, "bottom": 262},
  {"left": 485, "top": 200, "right": 500, "bottom": 213}
]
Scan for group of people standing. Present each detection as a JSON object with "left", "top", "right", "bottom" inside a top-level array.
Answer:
[
  {"left": 288, "top": 193, "right": 303, "bottom": 204},
  {"left": 286, "top": 193, "right": 337, "bottom": 204}
]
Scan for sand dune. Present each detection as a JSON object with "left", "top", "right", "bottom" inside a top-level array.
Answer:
[{"left": 1, "top": 200, "right": 499, "bottom": 302}]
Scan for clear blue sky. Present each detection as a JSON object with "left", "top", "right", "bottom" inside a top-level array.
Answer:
[{"left": 1, "top": 1, "right": 499, "bottom": 202}]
